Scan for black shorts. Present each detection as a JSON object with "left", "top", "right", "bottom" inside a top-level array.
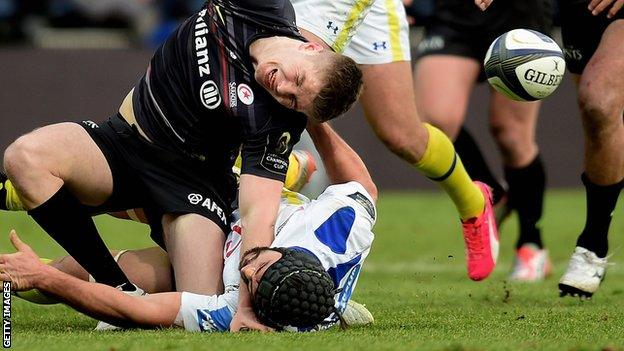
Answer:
[
  {"left": 559, "top": 0, "right": 624, "bottom": 74},
  {"left": 417, "top": 0, "right": 553, "bottom": 81},
  {"left": 78, "top": 115, "right": 236, "bottom": 248}
]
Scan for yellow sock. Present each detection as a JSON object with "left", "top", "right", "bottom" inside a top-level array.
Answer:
[
  {"left": 234, "top": 153, "right": 301, "bottom": 191},
  {"left": 3, "top": 179, "right": 24, "bottom": 211},
  {"left": 415, "top": 124, "right": 485, "bottom": 220}
]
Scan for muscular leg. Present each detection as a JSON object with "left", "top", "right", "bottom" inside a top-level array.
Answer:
[
  {"left": 488, "top": 92, "right": 540, "bottom": 168},
  {"left": 414, "top": 55, "right": 480, "bottom": 139},
  {"left": 415, "top": 55, "right": 506, "bottom": 202},
  {"left": 488, "top": 91, "right": 546, "bottom": 248},
  {"left": 361, "top": 60, "right": 484, "bottom": 220},
  {"left": 574, "top": 21, "right": 624, "bottom": 257},
  {"left": 162, "top": 214, "right": 225, "bottom": 295},
  {"left": 4, "top": 123, "right": 112, "bottom": 208},
  {"left": 3, "top": 123, "right": 133, "bottom": 288},
  {"left": 52, "top": 247, "right": 173, "bottom": 293}
]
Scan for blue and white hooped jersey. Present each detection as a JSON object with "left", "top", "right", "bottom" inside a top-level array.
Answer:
[{"left": 175, "top": 181, "right": 376, "bottom": 332}]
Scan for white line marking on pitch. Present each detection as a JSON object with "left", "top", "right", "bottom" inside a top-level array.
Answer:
[{"left": 363, "top": 261, "right": 624, "bottom": 274}]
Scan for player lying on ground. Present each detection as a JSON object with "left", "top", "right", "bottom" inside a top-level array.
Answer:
[
  {"left": 0, "top": 0, "right": 362, "bottom": 331},
  {"left": 2, "top": 122, "right": 377, "bottom": 331},
  {"left": 289, "top": 0, "right": 499, "bottom": 281}
]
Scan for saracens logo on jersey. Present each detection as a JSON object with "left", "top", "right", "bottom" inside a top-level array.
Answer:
[{"left": 237, "top": 83, "right": 254, "bottom": 105}]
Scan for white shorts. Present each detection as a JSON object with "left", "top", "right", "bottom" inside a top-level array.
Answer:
[{"left": 292, "top": 0, "right": 411, "bottom": 64}]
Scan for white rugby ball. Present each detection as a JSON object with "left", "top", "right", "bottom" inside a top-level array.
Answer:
[{"left": 484, "top": 29, "right": 565, "bottom": 101}]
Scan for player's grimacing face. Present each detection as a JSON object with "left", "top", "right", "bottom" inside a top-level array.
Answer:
[
  {"left": 239, "top": 248, "right": 282, "bottom": 297},
  {"left": 254, "top": 42, "right": 326, "bottom": 116}
]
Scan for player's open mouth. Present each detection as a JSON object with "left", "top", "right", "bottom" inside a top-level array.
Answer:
[{"left": 266, "top": 68, "right": 278, "bottom": 91}]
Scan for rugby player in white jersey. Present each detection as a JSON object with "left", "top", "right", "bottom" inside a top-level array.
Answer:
[
  {"left": 289, "top": 0, "right": 500, "bottom": 281},
  {"left": 0, "top": 122, "right": 377, "bottom": 331}
]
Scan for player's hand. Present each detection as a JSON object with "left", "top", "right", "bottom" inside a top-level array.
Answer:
[
  {"left": 474, "top": 0, "right": 493, "bottom": 11},
  {"left": 0, "top": 230, "right": 45, "bottom": 291},
  {"left": 588, "top": 0, "right": 624, "bottom": 18},
  {"left": 230, "top": 306, "right": 274, "bottom": 332}
]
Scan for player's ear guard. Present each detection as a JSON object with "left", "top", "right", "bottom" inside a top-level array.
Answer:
[{"left": 253, "top": 247, "right": 336, "bottom": 330}]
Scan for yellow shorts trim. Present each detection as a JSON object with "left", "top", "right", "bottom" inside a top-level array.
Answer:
[
  {"left": 332, "top": 0, "right": 375, "bottom": 53},
  {"left": 384, "top": 0, "right": 404, "bottom": 61}
]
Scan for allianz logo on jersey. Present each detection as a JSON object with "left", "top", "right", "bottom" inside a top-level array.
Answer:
[
  {"left": 200, "top": 80, "right": 221, "bottom": 109},
  {"left": 187, "top": 193, "right": 227, "bottom": 224},
  {"left": 195, "top": 8, "right": 222, "bottom": 110}
]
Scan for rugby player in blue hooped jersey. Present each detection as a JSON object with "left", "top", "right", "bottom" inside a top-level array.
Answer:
[
  {"left": 0, "top": 0, "right": 362, "bottom": 332},
  {"left": 0, "top": 122, "right": 377, "bottom": 332}
]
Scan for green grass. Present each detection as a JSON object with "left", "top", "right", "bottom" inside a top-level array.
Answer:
[{"left": 2, "top": 190, "right": 624, "bottom": 350}]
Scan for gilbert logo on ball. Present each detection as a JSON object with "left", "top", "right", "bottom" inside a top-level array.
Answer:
[{"left": 484, "top": 29, "right": 565, "bottom": 101}]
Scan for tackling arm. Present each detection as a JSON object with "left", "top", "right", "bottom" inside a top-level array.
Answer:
[
  {"left": 307, "top": 123, "right": 378, "bottom": 201},
  {"left": 232, "top": 174, "right": 282, "bottom": 331}
]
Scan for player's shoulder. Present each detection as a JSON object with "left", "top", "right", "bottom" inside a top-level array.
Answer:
[{"left": 316, "top": 181, "right": 377, "bottom": 221}]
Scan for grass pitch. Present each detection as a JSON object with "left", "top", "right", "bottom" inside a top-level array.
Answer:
[{"left": 2, "top": 190, "right": 624, "bottom": 351}]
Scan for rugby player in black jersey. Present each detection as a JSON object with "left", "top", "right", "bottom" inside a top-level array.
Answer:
[
  {"left": 1, "top": 0, "right": 362, "bottom": 331},
  {"left": 480, "top": 0, "right": 623, "bottom": 297},
  {"left": 554, "top": 0, "right": 624, "bottom": 298}
]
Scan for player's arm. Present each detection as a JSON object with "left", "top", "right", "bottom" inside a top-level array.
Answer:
[
  {"left": 307, "top": 123, "right": 378, "bottom": 202},
  {"left": 232, "top": 175, "right": 282, "bottom": 332},
  {"left": 232, "top": 108, "right": 305, "bottom": 331},
  {"left": 0, "top": 231, "right": 181, "bottom": 328},
  {"left": 238, "top": 175, "right": 283, "bottom": 253}
]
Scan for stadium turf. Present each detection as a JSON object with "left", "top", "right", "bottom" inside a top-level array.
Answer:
[{"left": 1, "top": 190, "right": 624, "bottom": 351}]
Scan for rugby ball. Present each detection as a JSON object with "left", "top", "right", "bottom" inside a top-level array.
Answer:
[{"left": 484, "top": 29, "right": 565, "bottom": 101}]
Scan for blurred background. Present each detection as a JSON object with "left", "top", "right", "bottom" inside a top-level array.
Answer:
[
  {"left": 0, "top": 0, "right": 205, "bottom": 48},
  {"left": 0, "top": 0, "right": 584, "bottom": 191}
]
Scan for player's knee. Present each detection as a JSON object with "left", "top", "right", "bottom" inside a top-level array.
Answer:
[
  {"left": 489, "top": 120, "right": 520, "bottom": 149},
  {"left": 4, "top": 134, "right": 46, "bottom": 180},
  {"left": 377, "top": 128, "right": 425, "bottom": 164},
  {"left": 577, "top": 84, "right": 620, "bottom": 137},
  {"left": 420, "top": 111, "right": 462, "bottom": 139}
]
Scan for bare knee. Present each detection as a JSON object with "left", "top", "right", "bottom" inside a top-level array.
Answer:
[
  {"left": 420, "top": 109, "right": 463, "bottom": 139},
  {"left": 3, "top": 133, "right": 63, "bottom": 208},
  {"left": 4, "top": 133, "right": 48, "bottom": 182},
  {"left": 578, "top": 82, "right": 622, "bottom": 139},
  {"left": 375, "top": 122, "right": 428, "bottom": 164},
  {"left": 489, "top": 121, "right": 536, "bottom": 166}
]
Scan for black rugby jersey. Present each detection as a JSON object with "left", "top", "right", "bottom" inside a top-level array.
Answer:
[{"left": 132, "top": 0, "right": 307, "bottom": 181}]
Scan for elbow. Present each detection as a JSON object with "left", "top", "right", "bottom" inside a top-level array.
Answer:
[
  {"left": 124, "top": 301, "right": 175, "bottom": 329},
  {"left": 365, "top": 181, "right": 378, "bottom": 203}
]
